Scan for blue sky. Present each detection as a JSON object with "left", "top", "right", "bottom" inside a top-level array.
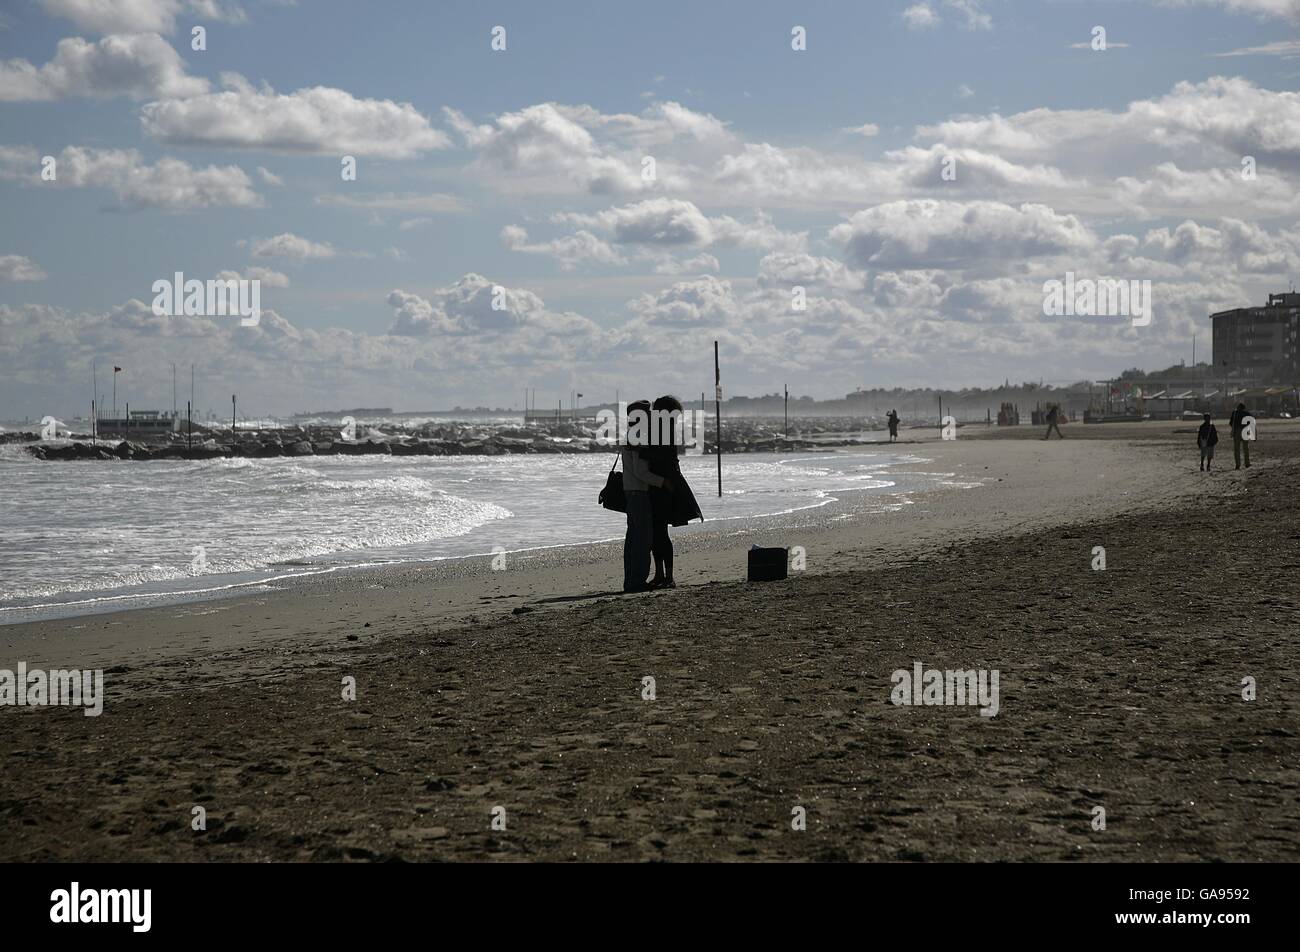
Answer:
[{"left": 3, "top": 0, "right": 1300, "bottom": 418}]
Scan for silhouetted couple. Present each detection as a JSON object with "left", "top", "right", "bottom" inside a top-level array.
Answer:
[{"left": 622, "top": 396, "right": 702, "bottom": 593}]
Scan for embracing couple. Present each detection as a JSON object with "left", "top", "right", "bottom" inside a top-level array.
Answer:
[{"left": 621, "top": 395, "right": 703, "bottom": 593}]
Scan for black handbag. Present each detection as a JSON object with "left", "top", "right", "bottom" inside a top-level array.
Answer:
[{"left": 598, "top": 453, "right": 626, "bottom": 512}]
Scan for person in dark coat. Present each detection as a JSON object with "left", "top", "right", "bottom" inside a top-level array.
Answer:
[
  {"left": 1229, "top": 402, "right": 1252, "bottom": 469},
  {"left": 1043, "top": 404, "right": 1064, "bottom": 439},
  {"left": 642, "top": 394, "right": 702, "bottom": 588},
  {"left": 886, "top": 410, "right": 899, "bottom": 442},
  {"left": 1196, "top": 413, "right": 1218, "bottom": 472}
]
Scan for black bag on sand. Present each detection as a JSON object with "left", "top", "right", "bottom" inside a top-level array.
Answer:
[
  {"left": 599, "top": 454, "right": 626, "bottom": 513},
  {"left": 748, "top": 546, "right": 788, "bottom": 582}
]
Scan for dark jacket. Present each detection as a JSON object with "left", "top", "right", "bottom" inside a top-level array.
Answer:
[
  {"left": 1198, "top": 422, "right": 1218, "bottom": 447},
  {"left": 1229, "top": 407, "right": 1250, "bottom": 437},
  {"left": 642, "top": 443, "right": 702, "bottom": 526}
]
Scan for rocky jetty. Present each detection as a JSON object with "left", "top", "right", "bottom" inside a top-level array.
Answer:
[{"left": 20, "top": 416, "right": 885, "bottom": 462}]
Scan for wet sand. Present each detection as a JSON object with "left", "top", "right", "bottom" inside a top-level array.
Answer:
[{"left": 2, "top": 421, "right": 1297, "bottom": 861}]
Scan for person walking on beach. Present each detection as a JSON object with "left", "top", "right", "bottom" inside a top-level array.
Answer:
[
  {"left": 1197, "top": 412, "right": 1218, "bottom": 472},
  {"left": 1229, "top": 402, "right": 1252, "bottom": 469},
  {"left": 644, "top": 395, "right": 702, "bottom": 589},
  {"left": 886, "top": 410, "right": 899, "bottom": 443},
  {"left": 1043, "top": 404, "right": 1064, "bottom": 439},
  {"left": 621, "top": 400, "right": 672, "bottom": 593}
]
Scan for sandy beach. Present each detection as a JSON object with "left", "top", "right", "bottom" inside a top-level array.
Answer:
[{"left": 2, "top": 421, "right": 1297, "bottom": 861}]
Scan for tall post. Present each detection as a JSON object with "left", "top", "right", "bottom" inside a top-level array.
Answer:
[
  {"left": 714, "top": 340, "right": 722, "bottom": 497},
  {"left": 784, "top": 384, "right": 788, "bottom": 439},
  {"left": 112, "top": 372, "right": 116, "bottom": 417},
  {"left": 126, "top": 402, "right": 129, "bottom": 435},
  {"left": 172, "top": 363, "right": 177, "bottom": 420},
  {"left": 232, "top": 394, "right": 236, "bottom": 436},
  {"left": 91, "top": 400, "right": 96, "bottom": 442},
  {"left": 187, "top": 401, "right": 192, "bottom": 452}
]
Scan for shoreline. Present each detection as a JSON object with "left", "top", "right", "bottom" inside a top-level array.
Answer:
[
  {"left": 0, "top": 422, "right": 1256, "bottom": 681},
  {"left": 1, "top": 445, "right": 925, "bottom": 627},
  {"left": 1, "top": 422, "right": 1296, "bottom": 861}
]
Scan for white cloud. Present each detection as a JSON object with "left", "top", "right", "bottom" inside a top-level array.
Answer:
[
  {"left": 904, "top": 1, "right": 992, "bottom": 29},
  {"left": 944, "top": 0, "right": 993, "bottom": 30},
  {"left": 842, "top": 122, "right": 881, "bottom": 137},
  {"left": 626, "top": 275, "right": 741, "bottom": 328},
  {"left": 1158, "top": 1, "right": 1300, "bottom": 20},
  {"left": 0, "top": 33, "right": 208, "bottom": 102},
  {"left": 442, "top": 100, "right": 727, "bottom": 195},
  {"left": 831, "top": 200, "right": 1096, "bottom": 271},
  {"left": 902, "top": 4, "right": 941, "bottom": 28},
  {"left": 315, "top": 192, "right": 466, "bottom": 214},
  {"left": 0, "top": 255, "right": 47, "bottom": 282},
  {"left": 255, "top": 166, "right": 283, "bottom": 186},
  {"left": 141, "top": 74, "right": 451, "bottom": 158},
  {"left": 0, "top": 145, "right": 260, "bottom": 210},
  {"left": 247, "top": 233, "right": 336, "bottom": 259},
  {"left": 243, "top": 266, "right": 289, "bottom": 286},
  {"left": 500, "top": 226, "right": 628, "bottom": 270},
  {"left": 756, "top": 252, "right": 862, "bottom": 291},
  {"left": 385, "top": 274, "right": 597, "bottom": 337},
  {"left": 40, "top": 0, "right": 246, "bottom": 34},
  {"left": 1214, "top": 40, "right": 1300, "bottom": 57},
  {"left": 524, "top": 198, "right": 805, "bottom": 272}
]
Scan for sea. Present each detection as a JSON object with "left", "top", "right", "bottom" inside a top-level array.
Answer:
[{"left": 0, "top": 444, "right": 973, "bottom": 623}]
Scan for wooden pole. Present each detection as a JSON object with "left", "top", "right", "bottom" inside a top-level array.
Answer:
[
  {"left": 714, "top": 340, "right": 722, "bottom": 497},
  {"left": 784, "top": 384, "right": 788, "bottom": 439},
  {"left": 187, "top": 400, "right": 192, "bottom": 452},
  {"left": 232, "top": 394, "right": 236, "bottom": 436}
]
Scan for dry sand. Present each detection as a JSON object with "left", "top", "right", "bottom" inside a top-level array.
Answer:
[{"left": 1, "top": 420, "right": 1297, "bottom": 861}]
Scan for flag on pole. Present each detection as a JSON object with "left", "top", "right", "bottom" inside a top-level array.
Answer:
[{"left": 114, "top": 366, "right": 122, "bottom": 373}]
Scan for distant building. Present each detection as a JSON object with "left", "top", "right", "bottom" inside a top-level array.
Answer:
[
  {"left": 96, "top": 410, "right": 179, "bottom": 441},
  {"left": 1211, "top": 292, "right": 1300, "bottom": 383}
]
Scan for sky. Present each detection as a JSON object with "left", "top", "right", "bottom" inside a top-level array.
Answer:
[{"left": 2, "top": 0, "right": 1300, "bottom": 419}]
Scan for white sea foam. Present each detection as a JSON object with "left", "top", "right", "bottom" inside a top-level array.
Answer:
[{"left": 0, "top": 451, "right": 966, "bottom": 619}]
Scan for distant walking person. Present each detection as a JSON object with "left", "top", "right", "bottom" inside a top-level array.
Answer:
[
  {"left": 621, "top": 400, "right": 672, "bottom": 593},
  {"left": 1197, "top": 413, "right": 1218, "bottom": 472},
  {"left": 1043, "top": 404, "right": 1064, "bottom": 439},
  {"left": 644, "top": 395, "right": 702, "bottom": 589},
  {"left": 1229, "top": 402, "right": 1251, "bottom": 469},
  {"left": 886, "top": 410, "right": 899, "bottom": 443}
]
